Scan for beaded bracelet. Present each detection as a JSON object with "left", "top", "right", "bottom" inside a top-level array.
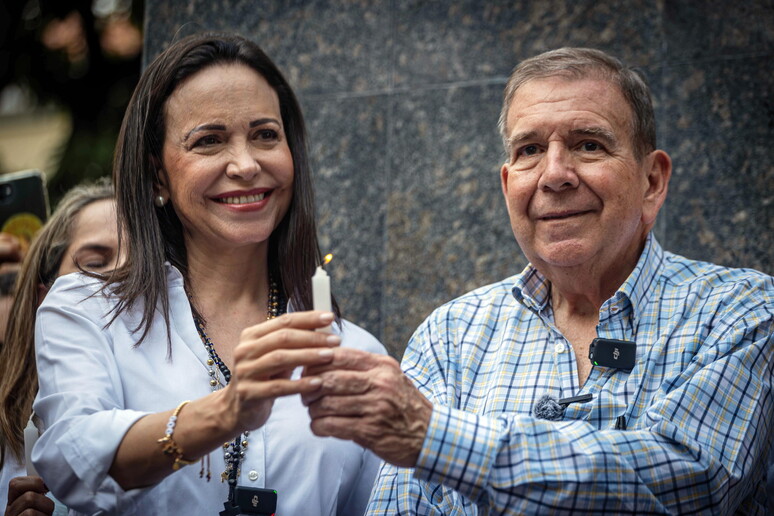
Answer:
[{"left": 157, "top": 400, "right": 198, "bottom": 470}]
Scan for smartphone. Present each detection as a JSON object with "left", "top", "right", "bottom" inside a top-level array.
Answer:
[{"left": 0, "top": 169, "right": 49, "bottom": 252}]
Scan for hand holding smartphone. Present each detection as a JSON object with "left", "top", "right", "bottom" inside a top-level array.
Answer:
[{"left": 0, "top": 169, "right": 49, "bottom": 256}]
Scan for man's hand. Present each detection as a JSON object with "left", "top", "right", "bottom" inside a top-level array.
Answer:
[
  {"left": 302, "top": 348, "right": 433, "bottom": 467},
  {"left": 4, "top": 476, "right": 54, "bottom": 516}
]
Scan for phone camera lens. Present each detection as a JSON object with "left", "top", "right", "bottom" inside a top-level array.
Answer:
[{"left": 0, "top": 184, "right": 12, "bottom": 200}]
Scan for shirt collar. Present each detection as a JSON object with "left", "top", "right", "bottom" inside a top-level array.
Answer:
[
  {"left": 617, "top": 233, "right": 663, "bottom": 323},
  {"left": 165, "top": 261, "right": 184, "bottom": 285},
  {"left": 512, "top": 263, "right": 551, "bottom": 312},
  {"left": 511, "top": 233, "right": 664, "bottom": 322}
]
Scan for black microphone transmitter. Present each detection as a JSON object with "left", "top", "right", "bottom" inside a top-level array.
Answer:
[{"left": 588, "top": 338, "right": 636, "bottom": 371}]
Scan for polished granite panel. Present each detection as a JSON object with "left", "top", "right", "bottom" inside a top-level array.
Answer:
[
  {"left": 303, "top": 94, "right": 390, "bottom": 340},
  {"left": 392, "top": 0, "right": 662, "bottom": 87},
  {"left": 663, "top": 0, "right": 774, "bottom": 60},
  {"left": 659, "top": 56, "right": 773, "bottom": 274},
  {"left": 144, "top": 0, "right": 772, "bottom": 356},
  {"left": 145, "top": 0, "right": 392, "bottom": 95},
  {"left": 383, "top": 83, "right": 523, "bottom": 354}
]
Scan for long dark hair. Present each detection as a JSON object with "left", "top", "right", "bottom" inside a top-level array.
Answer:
[{"left": 110, "top": 32, "right": 334, "bottom": 345}]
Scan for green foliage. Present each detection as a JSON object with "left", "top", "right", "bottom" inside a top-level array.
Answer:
[{"left": 0, "top": 0, "right": 144, "bottom": 206}]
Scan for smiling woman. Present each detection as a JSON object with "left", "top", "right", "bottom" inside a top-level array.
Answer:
[
  {"left": 158, "top": 63, "right": 294, "bottom": 256},
  {"left": 30, "top": 32, "right": 385, "bottom": 516}
]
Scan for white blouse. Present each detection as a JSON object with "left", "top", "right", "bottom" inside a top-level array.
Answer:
[{"left": 33, "top": 265, "right": 384, "bottom": 515}]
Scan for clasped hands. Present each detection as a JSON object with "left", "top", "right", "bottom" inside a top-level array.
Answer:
[
  {"left": 227, "top": 310, "right": 432, "bottom": 467},
  {"left": 301, "top": 347, "right": 433, "bottom": 468},
  {"left": 4, "top": 476, "right": 54, "bottom": 516}
]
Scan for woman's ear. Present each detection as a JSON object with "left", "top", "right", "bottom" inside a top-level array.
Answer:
[
  {"left": 152, "top": 160, "right": 170, "bottom": 206},
  {"left": 153, "top": 176, "right": 170, "bottom": 207}
]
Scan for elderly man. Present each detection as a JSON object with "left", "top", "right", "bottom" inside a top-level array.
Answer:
[{"left": 303, "top": 48, "right": 773, "bottom": 514}]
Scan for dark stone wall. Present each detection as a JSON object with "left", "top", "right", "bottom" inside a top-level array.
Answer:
[{"left": 144, "top": 1, "right": 773, "bottom": 357}]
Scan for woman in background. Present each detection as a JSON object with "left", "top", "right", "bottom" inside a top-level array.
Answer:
[
  {"left": 32, "top": 32, "right": 384, "bottom": 515},
  {"left": 0, "top": 179, "right": 119, "bottom": 516}
]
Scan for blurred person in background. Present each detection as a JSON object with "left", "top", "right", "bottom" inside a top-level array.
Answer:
[
  {"left": 0, "top": 235, "right": 22, "bottom": 272},
  {"left": 1, "top": 178, "right": 118, "bottom": 516},
  {"left": 0, "top": 234, "right": 23, "bottom": 344},
  {"left": 0, "top": 233, "right": 24, "bottom": 340},
  {"left": 0, "top": 269, "right": 18, "bottom": 349}
]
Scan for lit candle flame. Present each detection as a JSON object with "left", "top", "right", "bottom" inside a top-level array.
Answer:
[{"left": 322, "top": 253, "right": 333, "bottom": 267}]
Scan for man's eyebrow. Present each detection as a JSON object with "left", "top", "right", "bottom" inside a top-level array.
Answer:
[
  {"left": 569, "top": 127, "right": 618, "bottom": 146},
  {"left": 507, "top": 131, "right": 539, "bottom": 150}
]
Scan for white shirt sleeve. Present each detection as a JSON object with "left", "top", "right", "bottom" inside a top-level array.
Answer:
[
  {"left": 32, "top": 276, "right": 150, "bottom": 514},
  {"left": 33, "top": 270, "right": 390, "bottom": 515}
]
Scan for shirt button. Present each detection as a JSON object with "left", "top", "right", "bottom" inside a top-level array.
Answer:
[
  {"left": 554, "top": 343, "right": 566, "bottom": 353},
  {"left": 248, "top": 470, "right": 259, "bottom": 481}
]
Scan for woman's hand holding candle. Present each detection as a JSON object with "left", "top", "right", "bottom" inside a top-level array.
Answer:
[{"left": 312, "top": 254, "right": 333, "bottom": 333}]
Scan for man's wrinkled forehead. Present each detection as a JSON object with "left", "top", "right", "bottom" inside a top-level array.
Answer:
[{"left": 505, "top": 75, "right": 635, "bottom": 144}]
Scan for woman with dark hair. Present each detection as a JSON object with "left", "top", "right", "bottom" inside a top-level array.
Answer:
[
  {"left": 32, "top": 33, "right": 384, "bottom": 515},
  {"left": 1, "top": 178, "right": 117, "bottom": 516}
]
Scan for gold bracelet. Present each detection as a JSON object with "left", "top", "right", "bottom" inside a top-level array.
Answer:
[{"left": 157, "top": 400, "right": 197, "bottom": 470}]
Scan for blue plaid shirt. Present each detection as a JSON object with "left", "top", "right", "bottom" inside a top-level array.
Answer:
[{"left": 367, "top": 235, "right": 773, "bottom": 514}]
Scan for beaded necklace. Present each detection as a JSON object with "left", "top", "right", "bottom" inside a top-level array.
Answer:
[{"left": 192, "top": 276, "right": 284, "bottom": 506}]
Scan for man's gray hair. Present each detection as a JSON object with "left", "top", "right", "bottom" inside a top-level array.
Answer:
[{"left": 498, "top": 47, "right": 656, "bottom": 161}]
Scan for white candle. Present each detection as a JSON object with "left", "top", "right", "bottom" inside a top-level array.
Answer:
[
  {"left": 312, "top": 254, "right": 333, "bottom": 333},
  {"left": 23, "top": 417, "right": 39, "bottom": 476}
]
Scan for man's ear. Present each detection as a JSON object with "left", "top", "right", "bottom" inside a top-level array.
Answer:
[
  {"left": 641, "top": 150, "right": 671, "bottom": 226},
  {"left": 500, "top": 163, "right": 512, "bottom": 211}
]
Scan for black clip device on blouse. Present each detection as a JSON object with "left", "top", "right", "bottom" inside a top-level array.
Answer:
[{"left": 220, "top": 487, "right": 277, "bottom": 516}]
